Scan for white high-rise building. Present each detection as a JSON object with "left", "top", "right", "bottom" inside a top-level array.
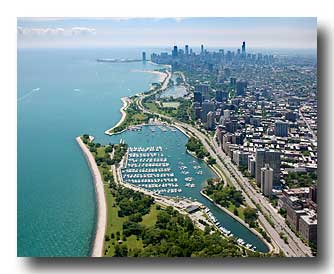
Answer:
[
  {"left": 206, "top": 111, "right": 215, "bottom": 130},
  {"left": 221, "top": 109, "right": 230, "bottom": 123},
  {"left": 261, "top": 164, "right": 273, "bottom": 196}
]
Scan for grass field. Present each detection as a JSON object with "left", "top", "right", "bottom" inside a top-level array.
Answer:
[
  {"left": 103, "top": 186, "right": 160, "bottom": 256},
  {"left": 132, "top": 113, "right": 147, "bottom": 121},
  {"left": 96, "top": 147, "right": 105, "bottom": 157},
  {"left": 162, "top": 101, "right": 180, "bottom": 109},
  {"left": 140, "top": 204, "right": 159, "bottom": 227},
  {"left": 144, "top": 102, "right": 160, "bottom": 113},
  {"left": 228, "top": 203, "right": 245, "bottom": 220}
]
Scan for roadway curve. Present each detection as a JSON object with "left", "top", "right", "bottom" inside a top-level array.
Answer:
[{"left": 136, "top": 73, "right": 313, "bottom": 257}]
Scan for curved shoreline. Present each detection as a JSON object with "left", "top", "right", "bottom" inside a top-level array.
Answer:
[
  {"left": 105, "top": 69, "right": 170, "bottom": 136},
  {"left": 76, "top": 136, "right": 107, "bottom": 257},
  {"left": 104, "top": 68, "right": 272, "bottom": 253},
  {"left": 105, "top": 97, "right": 130, "bottom": 136},
  {"left": 131, "top": 69, "right": 167, "bottom": 82}
]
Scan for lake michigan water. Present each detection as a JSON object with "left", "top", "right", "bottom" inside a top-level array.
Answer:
[{"left": 18, "top": 48, "right": 268, "bottom": 257}]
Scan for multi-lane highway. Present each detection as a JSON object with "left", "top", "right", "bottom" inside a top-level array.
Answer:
[
  {"left": 136, "top": 73, "right": 312, "bottom": 257},
  {"left": 177, "top": 122, "right": 312, "bottom": 257}
]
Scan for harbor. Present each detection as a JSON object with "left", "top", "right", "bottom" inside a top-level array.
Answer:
[
  {"left": 121, "top": 145, "right": 258, "bottom": 252},
  {"left": 103, "top": 125, "right": 269, "bottom": 253},
  {"left": 122, "top": 146, "right": 183, "bottom": 195}
]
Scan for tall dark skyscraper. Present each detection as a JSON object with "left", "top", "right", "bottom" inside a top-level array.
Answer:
[
  {"left": 242, "top": 41, "right": 246, "bottom": 57},
  {"left": 201, "top": 44, "right": 204, "bottom": 55},
  {"left": 172, "top": 45, "right": 178, "bottom": 58},
  {"left": 236, "top": 80, "right": 247, "bottom": 96},
  {"left": 215, "top": 90, "right": 224, "bottom": 102},
  {"left": 142, "top": 51, "right": 146, "bottom": 62},
  {"left": 185, "top": 45, "right": 189, "bottom": 55},
  {"left": 194, "top": 91, "right": 202, "bottom": 105},
  {"left": 275, "top": 120, "right": 289, "bottom": 137}
]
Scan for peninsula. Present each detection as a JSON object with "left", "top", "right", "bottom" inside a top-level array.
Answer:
[{"left": 76, "top": 136, "right": 107, "bottom": 257}]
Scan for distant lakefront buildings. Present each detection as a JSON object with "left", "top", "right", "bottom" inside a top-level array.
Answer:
[{"left": 148, "top": 41, "right": 318, "bottom": 245}]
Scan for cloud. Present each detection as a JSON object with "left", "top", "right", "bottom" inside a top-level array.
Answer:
[
  {"left": 174, "top": 17, "right": 183, "bottom": 23},
  {"left": 17, "top": 27, "right": 65, "bottom": 36},
  {"left": 71, "top": 27, "right": 96, "bottom": 35},
  {"left": 109, "top": 17, "right": 132, "bottom": 21},
  {"left": 17, "top": 26, "right": 96, "bottom": 37}
]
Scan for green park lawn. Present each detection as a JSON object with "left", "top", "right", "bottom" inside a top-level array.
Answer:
[
  {"left": 227, "top": 203, "right": 245, "bottom": 221},
  {"left": 162, "top": 101, "right": 180, "bottom": 109},
  {"left": 103, "top": 186, "right": 159, "bottom": 256},
  {"left": 144, "top": 102, "right": 160, "bottom": 113}
]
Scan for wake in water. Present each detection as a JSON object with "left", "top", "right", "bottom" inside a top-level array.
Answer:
[{"left": 18, "top": 88, "right": 40, "bottom": 102}]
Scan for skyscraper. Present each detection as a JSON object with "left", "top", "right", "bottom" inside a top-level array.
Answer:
[
  {"left": 195, "top": 84, "right": 210, "bottom": 100},
  {"left": 261, "top": 164, "right": 273, "bottom": 196},
  {"left": 201, "top": 44, "right": 204, "bottom": 55},
  {"left": 215, "top": 90, "right": 223, "bottom": 102},
  {"left": 248, "top": 156, "right": 256, "bottom": 177},
  {"left": 185, "top": 45, "right": 189, "bottom": 55},
  {"left": 242, "top": 41, "right": 246, "bottom": 57},
  {"left": 275, "top": 120, "right": 289, "bottom": 137},
  {"left": 256, "top": 149, "right": 281, "bottom": 186},
  {"left": 236, "top": 81, "right": 247, "bottom": 96},
  {"left": 223, "top": 109, "right": 230, "bottom": 119},
  {"left": 206, "top": 111, "right": 215, "bottom": 130},
  {"left": 201, "top": 100, "right": 215, "bottom": 122},
  {"left": 142, "top": 51, "right": 146, "bottom": 62},
  {"left": 230, "top": 77, "right": 237, "bottom": 87},
  {"left": 172, "top": 45, "right": 178, "bottom": 58},
  {"left": 194, "top": 91, "right": 202, "bottom": 105},
  {"left": 194, "top": 105, "right": 202, "bottom": 120}
]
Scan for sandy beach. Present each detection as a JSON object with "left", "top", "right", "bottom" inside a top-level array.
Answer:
[
  {"left": 105, "top": 97, "right": 130, "bottom": 135},
  {"left": 76, "top": 136, "right": 107, "bottom": 257},
  {"left": 131, "top": 69, "right": 167, "bottom": 82}
]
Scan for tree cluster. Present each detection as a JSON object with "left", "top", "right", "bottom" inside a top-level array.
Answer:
[
  {"left": 243, "top": 207, "right": 258, "bottom": 228},
  {"left": 186, "top": 137, "right": 209, "bottom": 159},
  {"left": 116, "top": 205, "right": 242, "bottom": 257},
  {"left": 205, "top": 181, "right": 245, "bottom": 208}
]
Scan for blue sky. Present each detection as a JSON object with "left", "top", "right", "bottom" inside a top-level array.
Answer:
[{"left": 17, "top": 17, "right": 317, "bottom": 49}]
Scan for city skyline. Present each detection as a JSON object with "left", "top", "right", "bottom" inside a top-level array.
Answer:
[
  {"left": 17, "top": 17, "right": 317, "bottom": 49},
  {"left": 17, "top": 16, "right": 318, "bottom": 258}
]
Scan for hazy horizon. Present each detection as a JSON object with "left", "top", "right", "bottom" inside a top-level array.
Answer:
[{"left": 17, "top": 17, "right": 317, "bottom": 50}]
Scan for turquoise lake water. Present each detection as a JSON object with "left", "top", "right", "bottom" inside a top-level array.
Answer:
[
  {"left": 101, "top": 126, "right": 268, "bottom": 253},
  {"left": 17, "top": 48, "right": 164, "bottom": 256},
  {"left": 18, "top": 48, "right": 268, "bottom": 256}
]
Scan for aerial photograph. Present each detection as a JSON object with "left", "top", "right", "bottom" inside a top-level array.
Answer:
[{"left": 17, "top": 17, "right": 317, "bottom": 257}]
